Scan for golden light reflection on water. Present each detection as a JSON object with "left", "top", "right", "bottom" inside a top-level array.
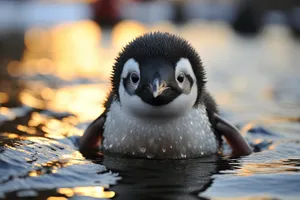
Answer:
[
  {"left": 14, "top": 19, "right": 111, "bottom": 120},
  {"left": 28, "top": 171, "right": 40, "bottom": 177},
  {"left": 28, "top": 112, "right": 82, "bottom": 138},
  {"left": 24, "top": 137, "right": 87, "bottom": 167},
  {"left": 15, "top": 20, "right": 106, "bottom": 80},
  {"left": 46, "top": 84, "right": 107, "bottom": 121},
  {"left": 29, "top": 112, "right": 47, "bottom": 127},
  {"left": 240, "top": 117, "right": 300, "bottom": 136},
  {"left": 17, "top": 125, "right": 37, "bottom": 135},
  {"left": 0, "top": 133, "right": 19, "bottom": 139},
  {"left": 7, "top": 133, "right": 19, "bottom": 139},
  {"left": 236, "top": 160, "right": 300, "bottom": 177},
  {"left": 1, "top": 18, "right": 299, "bottom": 200},
  {"left": 57, "top": 186, "right": 115, "bottom": 198},
  {"left": 0, "top": 109, "right": 82, "bottom": 139},
  {"left": 19, "top": 84, "right": 108, "bottom": 122},
  {"left": 42, "top": 117, "right": 80, "bottom": 139}
]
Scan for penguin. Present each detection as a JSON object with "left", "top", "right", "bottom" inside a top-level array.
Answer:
[{"left": 79, "top": 32, "right": 252, "bottom": 159}]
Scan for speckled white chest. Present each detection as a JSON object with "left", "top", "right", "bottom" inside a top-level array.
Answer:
[{"left": 103, "top": 101, "right": 218, "bottom": 159}]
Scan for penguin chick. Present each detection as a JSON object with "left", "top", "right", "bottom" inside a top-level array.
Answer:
[{"left": 80, "top": 32, "right": 252, "bottom": 159}]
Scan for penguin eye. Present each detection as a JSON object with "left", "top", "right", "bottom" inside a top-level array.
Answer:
[
  {"left": 130, "top": 72, "right": 140, "bottom": 84},
  {"left": 177, "top": 72, "right": 185, "bottom": 83}
]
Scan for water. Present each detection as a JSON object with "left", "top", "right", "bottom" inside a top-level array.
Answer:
[{"left": 1, "top": 22, "right": 300, "bottom": 199}]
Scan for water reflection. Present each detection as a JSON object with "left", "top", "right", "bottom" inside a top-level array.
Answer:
[
  {"left": 238, "top": 159, "right": 300, "bottom": 175},
  {"left": 58, "top": 186, "right": 115, "bottom": 198},
  {"left": 97, "top": 155, "right": 236, "bottom": 200},
  {"left": 4, "top": 186, "right": 115, "bottom": 200},
  {"left": 0, "top": 132, "right": 119, "bottom": 199},
  {"left": 0, "top": 18, "right": 300, "bottom": 199},
  {"left": 16, "top": 83, "right": 108, "bottom": 122}
]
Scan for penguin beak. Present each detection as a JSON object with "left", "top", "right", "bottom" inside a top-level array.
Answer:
[{"left": 150, "top": 78, "right": 169, "bottom": 98}]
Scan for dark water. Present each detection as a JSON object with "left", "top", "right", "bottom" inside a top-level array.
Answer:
[{"left": 1, "top": 23, "right": 300, "bottom": 200}]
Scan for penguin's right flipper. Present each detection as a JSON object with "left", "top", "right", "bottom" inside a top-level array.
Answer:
[
  {"left": 214, "top": 113, "right": 252, "bottom": 156},
  {"left": 79, "top": 115, "right": 105, "bottom": 155}
]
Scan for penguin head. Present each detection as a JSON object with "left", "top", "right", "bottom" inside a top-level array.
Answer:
[{"left": 111, "top": 32, "right": 206, "bottom": 118}]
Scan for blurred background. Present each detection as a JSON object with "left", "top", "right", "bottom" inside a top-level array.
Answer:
[
  {"left": 1, "top": 1, "right": 300, "bottom": 199},
  {"left": 1, "top": 0, "right": 300, "bottom": 121}
]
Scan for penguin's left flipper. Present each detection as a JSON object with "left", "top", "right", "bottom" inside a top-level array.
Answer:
[
  {"left": 79, "top": 115, "right": 105, "bottom": 156},
  {"left": 214, "top": 113, "right": 252, "bottom": 156}
]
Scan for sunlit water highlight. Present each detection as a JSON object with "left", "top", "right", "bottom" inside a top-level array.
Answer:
[{"left": 0, "top": 20, "right": 300, "bottom": 199}]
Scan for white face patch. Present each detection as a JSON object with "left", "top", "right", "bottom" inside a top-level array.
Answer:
[
  {"left": 121, "top": 58, "right": 140, "bottom": 79},
  {"left": 119, "top": 58, "right": 198, "bottom": 119},
  {"left": 175, "top": 58, "right": 196, "bottom": 84}
]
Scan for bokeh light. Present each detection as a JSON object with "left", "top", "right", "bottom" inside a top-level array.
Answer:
[
  {"left": 0, "top": 92, "right": 9, "bottom": 104},
  {"left": 112, "top": 20, "right": 147, "bottom": 49},
  {"left": 20, "top": 20, "right": 106, "bottom": 80}
]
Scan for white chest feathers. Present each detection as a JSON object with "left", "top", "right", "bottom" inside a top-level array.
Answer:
[{"left": 103, "top": 101, "right": 218, "bottom": 159}]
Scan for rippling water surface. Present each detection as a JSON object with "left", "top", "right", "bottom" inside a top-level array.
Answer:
[{"left": 0, "top": 21, "right": 300, "bottom": 200}]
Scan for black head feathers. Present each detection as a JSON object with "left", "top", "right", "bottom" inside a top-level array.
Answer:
[{"left": 109, "top": 32, "right": 206, "bottom": 107}]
